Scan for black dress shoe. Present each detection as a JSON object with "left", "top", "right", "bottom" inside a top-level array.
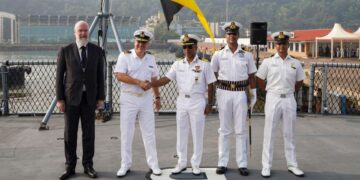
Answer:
[
  {"left": 216, "top": 166, "right": 227, "bottom": 174},
  {"left": 239, "top": 168, "right": 249, "bottom": 176},
  {"left": 84, "top": 166, "right": 98, "bottom": 178},
  {"left": 59, "top": 169, "right": 75, "bottom": 180}
]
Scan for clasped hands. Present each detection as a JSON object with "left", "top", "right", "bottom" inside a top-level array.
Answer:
[{"left": 138, "top": 80, "right": 152, "bottom": 91}]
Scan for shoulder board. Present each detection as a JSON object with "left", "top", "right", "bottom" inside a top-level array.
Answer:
[
  {"left": 146, "top": 51, "right": 152, "bottom": 54},
  {"left": 239, "top": 49, "right": 246, "bottom": 53},
  {"left": 290, "top": 55, "right": 296, "bottom": 59},
  {"left": 270, "top": 54, "right": 275, "bottom": 57},
  {"left": 220, "top": 46, "right": 225, "bottom": 50},
  {"left": 123, "top": 50, "right": 131, "bottom": 54},
  {"left": 200, "top": 58, "right": 209, "bottom": 62}
]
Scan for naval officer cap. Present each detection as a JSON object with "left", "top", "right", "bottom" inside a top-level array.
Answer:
[
  {"left": 180, "top": 33, "right": 201, "bottom": 45},
  {"left": 271, "top": 31, "right": 291, "bottom": 44},
  {"left": 133, "top": 29, "right": 153, "bottom": 42},
  {"left": 222, "top": 21, "right": 242, "bottom": 34}
]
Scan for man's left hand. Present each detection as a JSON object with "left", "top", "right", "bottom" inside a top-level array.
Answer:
[
  {"left": 204, "top": 104, "right": 212, "bottom": 115},
  {"left": 154, "top": 99, "right": 161, "bottom": 112},
  {"left": 96, "top": 100, "right": 104, "bottom": 109}
]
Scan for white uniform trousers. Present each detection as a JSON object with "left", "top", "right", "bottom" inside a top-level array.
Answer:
[
  {"left": 176, "top": 93, "right": 206, "bottom": 167},
  {"left": 119, "top": 92, "right": 160, "bottom": 170},
  {"left": 216, "top": 89, "right": 248, "bottom": 168},
  {"left": 262, "top": 92, "right": 298, "bottom": 169}
]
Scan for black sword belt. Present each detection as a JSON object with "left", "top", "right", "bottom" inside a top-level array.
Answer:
[{"left": 217, "top": 80, "right": 249, "bottom": 91}]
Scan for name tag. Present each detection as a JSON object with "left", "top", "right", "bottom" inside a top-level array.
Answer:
[{"left": 148, "top": 65, "right": 154, "bottom": 68}]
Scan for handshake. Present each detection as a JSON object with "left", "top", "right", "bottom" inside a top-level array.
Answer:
[{"left": 138, "top": 80, "right": 152, "bottom": 91}]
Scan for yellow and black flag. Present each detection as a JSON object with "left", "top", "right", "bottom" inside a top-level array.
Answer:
[
  {"left": 160, "top": 0, "right": 214, "bottom": 42},
  {"left": 160, "top": 0, "right": 182, "bottom": 30}
]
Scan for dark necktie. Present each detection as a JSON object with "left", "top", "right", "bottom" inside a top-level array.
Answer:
[{"left": 81, "top": 46, "right": 87, "bottom": 69}]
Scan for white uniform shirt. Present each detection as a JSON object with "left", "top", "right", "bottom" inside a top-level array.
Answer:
[
  {"left": 166, "top": 56, "right": 216, "bottom": 95},
  {"left": 114, "top": 49, "right": 159, "bottom": 93},
  {"left": 256, "top": 53, "right": 305, "bottom": 94},
  {"left": 211, "top": 45, "right": 257, "bottom": 81}
]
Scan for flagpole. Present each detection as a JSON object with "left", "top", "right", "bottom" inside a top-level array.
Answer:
[{"left": 226, "top": 0, "right": 229, "bottom": 22}]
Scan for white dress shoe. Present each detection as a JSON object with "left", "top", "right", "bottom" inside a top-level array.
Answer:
[
  {"left": 171, "top": 164, "right": 187, "bottom": 174},
  {"left": 288, "top": 166, "right": 304, "bottom": 177},
  {"left": 192, "top": 166, "right": 201, "bottom": 175},
  {"left": 116, "top": 167, "right": 130, "bottom": 177},
  {"left": 261, "top": 167, "right": 271, "bottom": 178},
  {"left": 151, "top": 166, "right": 162, "bottom": 176}
]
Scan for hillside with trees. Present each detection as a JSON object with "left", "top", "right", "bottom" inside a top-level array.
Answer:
[{"left": 0, "top": 0, "right": 359, "bottom": 31}]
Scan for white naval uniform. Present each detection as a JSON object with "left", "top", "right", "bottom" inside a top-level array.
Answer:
[
  {"left": 211, "top": 45, "right": 257, "bottom": 168},
  {"left": 256, "top": 53, "right": 305, "bottom": 169},
  {"left": 166, "top": 56, "right": 216, "bottom": 168},
  {"left": 114, "top": 49, "right": 160, "bottom": 170}
]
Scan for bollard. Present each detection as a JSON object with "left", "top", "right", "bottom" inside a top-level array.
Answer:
[{"left": 1, "top": 64, "right": 9, "bottom": 115}]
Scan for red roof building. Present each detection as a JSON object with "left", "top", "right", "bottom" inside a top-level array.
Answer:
[{"left": 267, "top": 28, "right": 357, "bottom": 58}]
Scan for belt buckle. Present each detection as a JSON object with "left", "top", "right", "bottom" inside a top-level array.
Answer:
[
  {"left": 280, "top": 94, "right": 286, "bottom": 98},
  {"left": 185, "top": 94, "right": 191, "bottom": 98},
  {"left": 134, "top": 93, "right": 144, "bottom": 97},
  {"left": 230, "top": 83, "right": 235, "bottom": 90}
]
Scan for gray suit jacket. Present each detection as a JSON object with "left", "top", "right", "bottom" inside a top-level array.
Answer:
[{"left": 56, "top": 42, "right": 105, "bottom": 106}]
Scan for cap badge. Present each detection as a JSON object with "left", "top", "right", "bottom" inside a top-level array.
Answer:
[
  {"left": 183, "top": 34, "right": 190, "bottom": 42},
  {"left": 140, "top": 31, "right": 145, "bottom": 38},
  {"left": 230, "top": 22, "right": 237, "bottom": 30},
  {"left": 278, "top": 32, "right": 285, "bottom": 39}
]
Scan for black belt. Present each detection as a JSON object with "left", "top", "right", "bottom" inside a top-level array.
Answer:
[{"left": 217, "top": 80, "right": 249, "bottom": 91}]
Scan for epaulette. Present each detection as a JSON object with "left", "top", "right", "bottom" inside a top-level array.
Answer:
[
  {"left": 239, "top": 49, "right": 245, "bottom": 53},
  {"left": 270, "top": 54, "right": 275, "bottom": 57},
  {"left": 290, "top": 55, "right": 296, "bottom": 59},
  {"left": 146, "top": 51, "right": 152, "bottom": 54},
  {"left": 123, "top": 50, "right": 131, "bottom": 54},
  {"left": 200, "top": 58, "right": 209, "bottom": 62},
  {"left": 220, "top": 46, "right": 225, "bottom": 50}
]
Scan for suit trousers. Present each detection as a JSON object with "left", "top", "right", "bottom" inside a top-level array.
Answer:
[
  {"left": 64, "top": 92, "right": 96, "bottom": 169},
  {"left": 119, "top": 92, "right": 160, "bottom": 170},
  {"left": 175, "top": 94, "right": 206, "bottom": 168},
  {"left": 262, "top": 92, "right": 298, "bottom": 169},
  {"left": 216, "top": 89, "right": 248, "bottom": 168}
]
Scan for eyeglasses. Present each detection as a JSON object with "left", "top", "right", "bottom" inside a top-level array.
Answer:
[{"left": 182, "top": 45, "right": 193, "bottom": 49}]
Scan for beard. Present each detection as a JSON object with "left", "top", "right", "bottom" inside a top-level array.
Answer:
[{"left": 76, "top": 38, "right": 88, "bottom": 46}]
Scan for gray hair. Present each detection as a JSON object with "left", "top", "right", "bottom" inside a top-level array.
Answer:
[{"left": 74, "top": 20, "right": 89, "bottom": 32}]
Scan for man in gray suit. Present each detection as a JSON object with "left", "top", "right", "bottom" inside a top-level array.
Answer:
[{"left": 56, "top": 20, "right": 105, "bottom": 180}]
